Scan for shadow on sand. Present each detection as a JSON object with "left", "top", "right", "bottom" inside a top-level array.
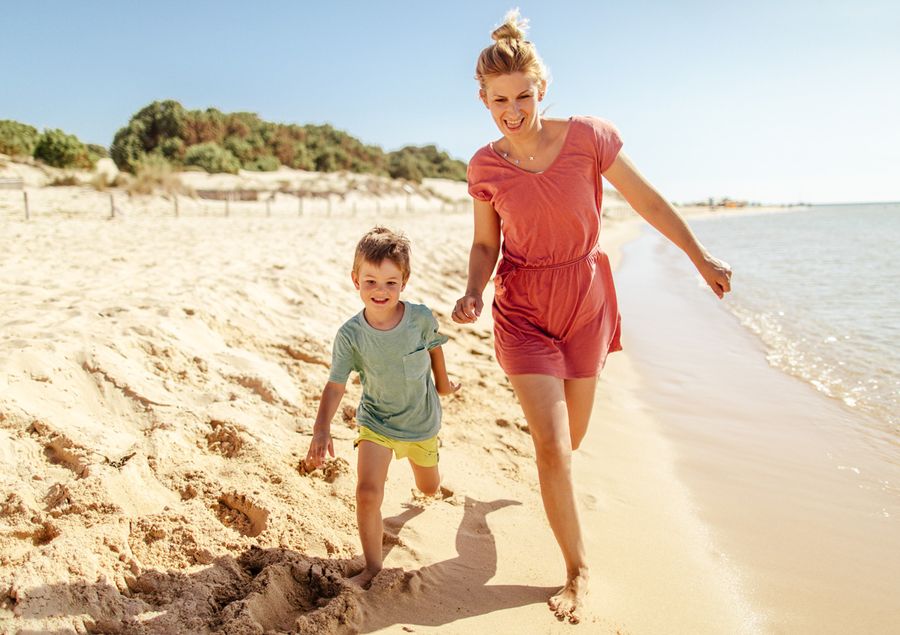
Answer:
[{"left": 10, "top": 497, "right": 556, "bottom": 634}]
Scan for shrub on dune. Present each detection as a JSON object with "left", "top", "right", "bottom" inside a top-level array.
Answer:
[
  {"left": 183, "top": 142, "right": 241, "bottom": 174},
  {"left": 124, "top": 155, "right": 190, "bottom": 196},
  {"left": 33, "top": 128, "right": 94, "bottom": 169},
  {"left": 244, "top": 155, "right": 280, "bottom": 172},
  {"left": 0, "top": 119, "right": 40, "bottom": 157}
]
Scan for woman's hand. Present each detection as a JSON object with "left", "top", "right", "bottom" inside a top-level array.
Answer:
[
  {"left": 695, "top": 253, "right": 732, "bottom": 299},
  {"left": 452, "top": 294, "right": 484, "bottom": 323}
]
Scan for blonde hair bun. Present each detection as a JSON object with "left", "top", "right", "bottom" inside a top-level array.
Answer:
[
  {"left": 491, "top": 8, "right": 529, "bottom": 43},
  {"left": 475, "top": 8, "right": 548, "bottom": 88}
]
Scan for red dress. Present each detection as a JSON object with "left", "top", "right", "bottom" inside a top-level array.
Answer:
[{"left": 467, "top": 116, "right": 623, "bottom": 379}]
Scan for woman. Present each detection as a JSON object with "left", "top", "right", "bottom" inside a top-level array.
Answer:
[{"left": 451, "top": 10, "right": 732, "bottom": 624}]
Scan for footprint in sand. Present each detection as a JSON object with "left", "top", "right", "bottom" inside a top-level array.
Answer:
[
  {"left": 277, "top": 341, "right": 329, "bottom": 367},
  {"left": 215, "top": 493, "right": 270, "bottom": 537},
  {"left": 232, "top": 374, "right": 279, "bottom": 404},
  {"left": 31, "top": 422, "right": 93, "bottom": 478}
]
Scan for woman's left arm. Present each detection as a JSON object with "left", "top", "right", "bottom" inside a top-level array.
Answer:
[{"left": 603, "top": 152, "right": 733, "bottom": 299}]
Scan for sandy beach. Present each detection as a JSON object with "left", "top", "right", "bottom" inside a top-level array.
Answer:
[{"left": 2, "top": 191, "right": 895, "bottom": 634}]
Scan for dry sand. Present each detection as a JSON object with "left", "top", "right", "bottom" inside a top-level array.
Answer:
[{"left": 1, "top": 190, "right": 766, "bottom": 633}]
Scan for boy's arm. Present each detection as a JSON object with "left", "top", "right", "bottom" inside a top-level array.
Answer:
[
  {"left": 305, "top": 381, "right": 346, "bottom": 468},
  {"left": 429, "top": 346, "right": 460, "bottom": 396}
]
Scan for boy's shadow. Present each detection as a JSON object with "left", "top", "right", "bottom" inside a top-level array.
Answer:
[
  {"left": 358, "top": 496, "right": 556, "bottom": 632},
  {"left": 10, "top": 497, "right": 555, "bottom": 634}
]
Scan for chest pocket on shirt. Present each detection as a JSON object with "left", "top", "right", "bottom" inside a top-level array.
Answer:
[{"left": 402, "top": 348, "right": 431, "bottom": 381}]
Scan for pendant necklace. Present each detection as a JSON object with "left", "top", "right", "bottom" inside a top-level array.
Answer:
[
  {"left": 501, "top": 131, "right": 542, "bottom": 166},
  {"left": 501, "top": 150, "right": 535, "bottom": 166}
]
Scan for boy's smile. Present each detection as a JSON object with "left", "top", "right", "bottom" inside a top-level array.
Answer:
[{"left": 352, "top": 258, "right": 407, "bottom": 329}]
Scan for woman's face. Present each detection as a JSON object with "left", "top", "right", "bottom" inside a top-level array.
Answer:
[{"left": 481, "top": 72, "right": 545, "bottom": 138}]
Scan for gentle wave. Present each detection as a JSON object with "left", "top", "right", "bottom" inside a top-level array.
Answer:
[{"left": 692, "top": 204, "right": 900, "bottom": 443}]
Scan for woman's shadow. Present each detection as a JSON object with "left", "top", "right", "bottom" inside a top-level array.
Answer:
[{"left": 10, "top": 496, "right": 556, "bottom": 634}]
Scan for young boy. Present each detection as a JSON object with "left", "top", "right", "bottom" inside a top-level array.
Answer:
[{"left": 304, "top": 226, "right": 459, "bottom": 588}]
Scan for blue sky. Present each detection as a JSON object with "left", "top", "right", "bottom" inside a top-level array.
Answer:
[{"left": 2, "top": 1, "right": 898, "bottom": 203}]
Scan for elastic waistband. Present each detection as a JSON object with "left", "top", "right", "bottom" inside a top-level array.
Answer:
[{"left": 503, "top": 244, "right": 602, "bottom": 272}]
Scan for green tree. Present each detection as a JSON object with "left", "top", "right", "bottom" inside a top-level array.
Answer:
[{"left": 0, "top": 120, "right": 40, "bottom": 157}]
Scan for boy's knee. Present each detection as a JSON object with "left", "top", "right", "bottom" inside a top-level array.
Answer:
[
  {"left": 356, "top": 480, "right": 384, "bottom": 508},
  {"left": 418, "top": 482, "right": 440, "bottom": 497}
]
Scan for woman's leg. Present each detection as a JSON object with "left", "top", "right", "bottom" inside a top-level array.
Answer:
[
  {"left": 564, "top": 376, "right": 598, "bottom": 451},
  {"left": 349, "top": 440, "right": 393, "bottom": 588},
  {"left": 508, "top": 373, "right": 589, "bottom": 623}
]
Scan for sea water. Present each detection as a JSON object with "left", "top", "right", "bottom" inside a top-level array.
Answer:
[{"left": 692, "top": 203, "right": 900, "bottom": 453}]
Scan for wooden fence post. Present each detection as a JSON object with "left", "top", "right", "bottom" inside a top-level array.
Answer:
[
  {"left": 266, "top": 198, "right": 271, "bottom": 217},
  {"left": 23, "top": 191, "right": 30, "bottom": 220},
  {"left": 174, "top": 195, "right": 179, "bottom": 218},
  {"left": 298, "top": 195, "right": 304, "bottom": 217},
  {"left": 109, "top": 193, "right": 115, "bottom": 219}
]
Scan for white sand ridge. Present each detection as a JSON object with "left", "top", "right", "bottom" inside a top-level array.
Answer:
[{"left": 0, "top": 213, "right": 537, "bottom": 633}]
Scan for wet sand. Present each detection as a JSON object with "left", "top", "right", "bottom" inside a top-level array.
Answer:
[{"left": 616, "top": 228, "right": 900, "bottom": 633}]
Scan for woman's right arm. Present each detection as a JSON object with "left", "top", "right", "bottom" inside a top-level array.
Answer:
[{"left": 452, "top": 199, "right": 501, "bottom": 323}]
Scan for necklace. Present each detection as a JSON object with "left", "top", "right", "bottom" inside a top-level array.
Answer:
[{"left": 501, "top": 150, "right": 535, "bottom": 166}]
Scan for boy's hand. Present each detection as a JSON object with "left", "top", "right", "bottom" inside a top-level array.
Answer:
[
  {"left": 438, "top": 380, "right": 461, "bottom": 396},
  {"left": 305, "top": 431, "right": 334, "bottom": 469}
]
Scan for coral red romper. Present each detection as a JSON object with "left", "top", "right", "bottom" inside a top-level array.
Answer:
[{"left": 466, "top": 116, "right": 623, "bottom": 379}]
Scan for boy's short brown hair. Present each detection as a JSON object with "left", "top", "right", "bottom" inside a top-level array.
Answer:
[{"left": 353, "top": 226, "right": 411, "bottom": 282}]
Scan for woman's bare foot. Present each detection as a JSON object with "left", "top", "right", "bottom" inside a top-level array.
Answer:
[
  {"left": 347, "top": 566, "right": 382, "bottom": 590},
  {"left": 548, "top": 567, "right": 589, "bottom": 624}
]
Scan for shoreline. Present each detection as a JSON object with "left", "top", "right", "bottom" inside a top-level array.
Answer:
[{"left": 615, "top": 225, "right": 900, "bottom": 633}]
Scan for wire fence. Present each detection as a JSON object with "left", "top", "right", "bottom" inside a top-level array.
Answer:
[{"left": 0, "top": 188, "right": 471, "bottom": 221}]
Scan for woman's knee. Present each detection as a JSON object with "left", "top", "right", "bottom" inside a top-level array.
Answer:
[{"left": 532, "top": 436, "right": 572, "bottom": 471}]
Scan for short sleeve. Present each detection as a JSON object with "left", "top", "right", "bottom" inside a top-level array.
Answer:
[
  {"left": 327, "top": 329, "right": 355, "bottom": 384},
  {"left": 466, "top": 152, "right": 493, "bottom": 202},
  {"left": 590, "top": 117, "right": 623, "bottom": 173},
  {"left": 423, "top": 309, "right": 449, "bottom": 351}
]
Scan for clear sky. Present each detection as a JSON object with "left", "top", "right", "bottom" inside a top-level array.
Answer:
[{"left": 3, "top": 1, "right": 898, "bottom": 203}]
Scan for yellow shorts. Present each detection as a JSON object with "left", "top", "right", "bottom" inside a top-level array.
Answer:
[{"left": 354, "top": 426, "right": 439, "bottom": 468}]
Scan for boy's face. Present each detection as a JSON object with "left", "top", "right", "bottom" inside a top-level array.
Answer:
[{"left": 352, "top": 258, "right": 407, "bottom": 317}]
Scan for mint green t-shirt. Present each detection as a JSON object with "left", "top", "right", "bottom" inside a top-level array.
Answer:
[{"left": 328, "top": 301, "right": 449, "bottom": 441}]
